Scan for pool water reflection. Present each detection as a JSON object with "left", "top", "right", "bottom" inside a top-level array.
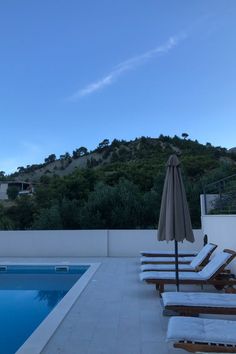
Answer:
[{"left": 0, "top": 265, "right": 89, "bottom": 354}]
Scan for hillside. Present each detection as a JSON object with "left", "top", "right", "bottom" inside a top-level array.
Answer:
[
  {"left": 1, "top": 135, "right": 236, "bottom": 231},
  {"left": 8, "top": 136, "right": 236, "bottom": 182}
]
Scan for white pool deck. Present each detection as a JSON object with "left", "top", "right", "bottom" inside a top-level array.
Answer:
[{"left": 1, "top": 256, "right": 235, "bottom": 354}]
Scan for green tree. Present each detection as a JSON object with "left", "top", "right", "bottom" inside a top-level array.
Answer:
[
  {"left": 33, "top": 204, "right": 62, "bottom": 230},
  {"left": 0, "top": 171, "right": 5, "bottom": 179},
  {"left": 73, "top": 147, "right": 88, "bottom": 158},
  {"left": 111, "top": 139, "right": 121, "bottom": 148},
  {"left": 17, "top": 166, "right": 25, "bottom": 173},
  {"left": 0, "top": 205, "right": 14, "bottom": 230},
  {"left": 44, "top": 154, "right": 56, "bottom": 164},
  {"left": 79, "top": 179, "right": 143, "bottom": 229},
  {"left": 6, "top": 196, "right": 36, "bottom": 229},
  {"left": 182, "top": 132, "right": 189, "bottom": 139},
  {"left": 97, "top": 139, "right": 110, "bottom": 150},
  {"left": 64, "top": 152, "right": 71, "bottom": 160},
  {"left": 60, "top": 198, "right": 81, "bottom": 229}
]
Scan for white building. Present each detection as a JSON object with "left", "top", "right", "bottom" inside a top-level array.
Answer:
[{"left": 0, "top": 181, "right": 34, "bottom": 200}]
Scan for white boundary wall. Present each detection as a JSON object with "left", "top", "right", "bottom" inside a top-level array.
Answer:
[
  {"left": 0, "top": 229, "right": 203, "bottom": 257},
  {"left": 201, "top": 194, "right": 236, "bottom": 274},
  {"left": 109, "top": 230, "right": 203, "bottom": 256}
]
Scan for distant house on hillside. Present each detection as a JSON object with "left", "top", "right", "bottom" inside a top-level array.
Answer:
[{"left": 0, "top": 181, "right": 35, "bottom": 200}]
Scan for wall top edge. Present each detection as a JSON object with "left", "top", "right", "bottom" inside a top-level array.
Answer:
[
  {"left": 202, "top": 215, "right": 236, "bottom": 218},
  {"left": 0, "top": 229, "right": 202, "bottom": 232}
]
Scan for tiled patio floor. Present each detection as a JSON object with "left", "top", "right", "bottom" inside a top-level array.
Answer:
[
  {"left": 41, "top": 257, "right": 225, "bottom": 354},
  {"left": 43, "top": 257, "right": 180, "bottom": 354},
  {"left": 2, "top": 257, "right": 235, "bottom": 354}
]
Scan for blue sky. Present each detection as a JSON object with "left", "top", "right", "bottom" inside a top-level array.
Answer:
[{"left": 1, "top": 1, "right": 236, "bottom": 173}]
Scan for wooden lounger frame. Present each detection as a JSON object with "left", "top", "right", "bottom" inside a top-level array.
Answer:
[
  {"left": 174, "top": 340, "right": 236, "bottom": 353},
  {"left": 144, "top": 249, "right": 236, "bottom": 296},
  {"left": 165, "top": 304, "right": 236, "bottom": 316},
  {"left": 141, "top": 243, "right": 217, "bottom": 265}
]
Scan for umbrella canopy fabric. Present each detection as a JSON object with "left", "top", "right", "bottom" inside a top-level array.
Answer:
[
  {"left": 158, "top": 154, "right": 194, "bottom": 291},
  {"left": 158, "top": 154, "right": 194, "bottom": 243}
]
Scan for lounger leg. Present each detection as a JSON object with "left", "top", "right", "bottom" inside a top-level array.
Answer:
[{"left": 159, "top": 284, "right": 164, "bottom": 297}]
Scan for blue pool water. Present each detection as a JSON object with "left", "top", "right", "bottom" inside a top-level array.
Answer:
[{"left": 0, "top": 265, "right": 89, "bottom": 354}]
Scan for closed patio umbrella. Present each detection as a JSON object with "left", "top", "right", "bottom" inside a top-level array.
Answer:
[{"left": 158, "top": 154, "right": 194, "bottom": 291}]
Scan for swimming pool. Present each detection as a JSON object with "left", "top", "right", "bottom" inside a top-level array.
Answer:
[{"left": 0, "top": 264, "right": 99, "bottom": 354}]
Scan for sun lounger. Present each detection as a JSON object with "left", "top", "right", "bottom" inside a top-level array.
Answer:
[
  {"left": 140, "top": 249, "right": 236, "bottom": 295},
  {"left": 162, "top": 292, "right": 236, "bottom": 315},
  {"left": 167, "top": 316, "right": 236, "bottom": 353},
  {"left": 140, "top": 243, "right": 216, "bottom": 258},
  {"left": 141, "top": 255, "right": 195, "bottom": 264},
  {"left": 141, "top": 243, "right": 217, "bottom": 271},
  {"left": 140, "top": 250, "right": 196, "bottom": 257}
]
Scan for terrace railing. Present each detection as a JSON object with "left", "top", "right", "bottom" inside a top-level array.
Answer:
[{"left": 203, "top": 174, "right": 236, "bottom": 215}]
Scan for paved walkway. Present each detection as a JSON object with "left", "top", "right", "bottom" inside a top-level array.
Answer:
[{"left": 40, "top": 257, "right": 185, "bottom": 354}]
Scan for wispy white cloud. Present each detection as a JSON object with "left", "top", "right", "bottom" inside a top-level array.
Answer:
[{"left": 68, "top": 32, "right": 187, "bottom": 100}]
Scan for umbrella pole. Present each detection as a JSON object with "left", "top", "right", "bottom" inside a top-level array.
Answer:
[{"left": 175, "top": 240, "right": 180, "bottom": 292}]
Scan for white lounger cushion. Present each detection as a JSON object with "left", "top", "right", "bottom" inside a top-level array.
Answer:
[
  {"left": 198, "top": 251, "right": 231, "bottom": 279},
  {"left": 141, "top": 243, "right": 215, "bottom": 271},
  {"left": 140, "top": 263, "right": 193, "bottom": 272},
  {"left": 140, "top": 251, "right": 232, "bottom": 281},
  {"left": 162, "top": 292, "right": 236, "bottom": 308},
  {"left": 190, "top": 243, "right": 216, "bottom": 268},
  {"left": 141, "top": 244, "right": 217, "bottom": 271},
  {"left": 167, "top": 317, "right": 236, "bottom": 345},
  {"left": 140, "top": 271, "right": 202, "bottom": 281},
  {"left": 140, "top": 250, "right": 196, "bottom": 256},
  {"left": 140, "top": 256, "right": 194, "bottom": 263}
]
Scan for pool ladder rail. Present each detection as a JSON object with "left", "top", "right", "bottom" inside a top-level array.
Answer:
[
  {"left": 54, "top": 265, "right": 69, "bottom": 273},
  {"left": 0, "top": 265, "right": 7, "bottom": 272}
]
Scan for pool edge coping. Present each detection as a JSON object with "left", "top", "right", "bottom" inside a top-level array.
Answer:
[{"left": 14, "top": 262, "right": 100, "bottom": 354}]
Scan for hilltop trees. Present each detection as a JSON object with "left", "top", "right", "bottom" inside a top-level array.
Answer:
[
  {"left": 72, "top": 147, "right": 88, "bottom": 158},
  {"left": 60, "top": 152, "right": 71, "bottom": 161},
  {"left": 0, "top": 171, "right": 5, "bottom": 180},
  {"left": 97, "top": 139, "right": 110, "bottom": 151},
  {"left": 182, "top": 132, "right": 189, "bottom": 139},
  {"left": 44, "top": 154, "right": 56, "bottom": 164},
  {"left": 17, "top": 167, "right": 25, "bottom": 173}
]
